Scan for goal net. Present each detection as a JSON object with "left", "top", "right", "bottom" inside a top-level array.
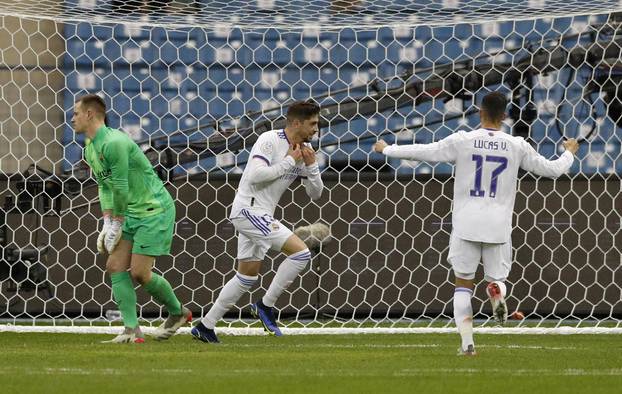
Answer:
[{"left": 0, "top": 0, "right": 621, "bottom": 333}]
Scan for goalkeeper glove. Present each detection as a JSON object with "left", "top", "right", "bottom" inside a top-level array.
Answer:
[
  {"left": 97, "top": 214, "right": 112, "bottom": 254},
  {"left": 97, "top": 215, "right": 123, "bottom": 254},
  {"left": 104, "top": 218, "right": 123, "bottom": 254}
]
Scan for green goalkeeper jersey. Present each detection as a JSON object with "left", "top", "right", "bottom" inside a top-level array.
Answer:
[{"left": 84, "top": 125, "right": 173, "bottom": 218}]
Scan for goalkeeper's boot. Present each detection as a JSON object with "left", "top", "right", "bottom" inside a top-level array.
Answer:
[
  {"left": 457, "top": 344, "right": 477, "bottom": 356},
  {"left": 102, "top": 326, "right": 145, "bottom": 344},
  {"left": 191, "top": 322, "right": 220, "bottom": 343},
  {"left": 151, "top": 306, "right": 193, "bottom": 340},
  {"left": 250, "top": 300, "right": 283, "bottom": 336},
  {"left": 486, "top": 282, "right": 508, "bottom": 325}
]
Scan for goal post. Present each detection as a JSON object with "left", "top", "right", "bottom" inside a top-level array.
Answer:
[{"left": 0, "top": 0, "right": 621, "bottom": 333}]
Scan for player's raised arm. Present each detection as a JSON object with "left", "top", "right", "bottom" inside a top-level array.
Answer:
[
  {"left": 373, "top": 132, "right": 462, "bottom": 163},
  {"left": 520, "top": 138, "right": 578, "bottom": 178},
  {"left": 301, "top": 144, "right": 323, "bottom": 200},
  {"left": 247, "top": 139, "right": 300, "bottom": 184}
]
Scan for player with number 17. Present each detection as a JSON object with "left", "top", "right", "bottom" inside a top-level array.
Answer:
[{"left": 373, "top": 92, "right": 578, "bottom": 355}]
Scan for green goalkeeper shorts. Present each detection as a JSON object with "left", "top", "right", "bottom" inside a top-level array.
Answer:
[{"left": 121, "top": 205, "right": 176, "bottom": 256}]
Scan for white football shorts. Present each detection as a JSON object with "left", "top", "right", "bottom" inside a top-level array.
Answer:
[
  {"left": 447, "top": 233, "right": 512, "bottom": 282},
  {"left": 230, "top": 208, "right": 293, "bottom": 262}
]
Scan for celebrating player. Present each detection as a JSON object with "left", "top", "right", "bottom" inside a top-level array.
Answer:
[
  {"left": 72, "top": 94, "right": 191, "bottom": 343},
  {"left": 373, "top": 92, "right": 578, "bottom": 355},
  {"left": 192, "top": 101, "right": 324, "bottom": 343}
]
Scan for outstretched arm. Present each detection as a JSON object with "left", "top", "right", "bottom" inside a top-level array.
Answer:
[
  {"left": 373, "top": 133, "right": 461, "bottom": 163},
  {"left": 520, "top": 138, "right": 578, "bottom": 178}
]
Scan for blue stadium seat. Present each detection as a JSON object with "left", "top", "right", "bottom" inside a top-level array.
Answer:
[
  {"left": 113, "top": 24, "right": 151, "bottom": 40},
  {"left": 61, "top": 10, "right": 614, "bottom": 175},
  {"left": 66, "top": 21, "right": 114, "bottom": 41}
]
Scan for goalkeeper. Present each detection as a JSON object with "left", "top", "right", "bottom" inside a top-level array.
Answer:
[{"left": 72, "top": 94, "right": 191, "bottom": 343}]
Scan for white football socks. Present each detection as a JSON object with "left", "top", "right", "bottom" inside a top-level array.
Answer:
[
  {"left": 454, "top": 287, "right": 474, "bottom": 351},
  {"left": 262, "top": 249, "right": 311, "bottom": 308},
  {"left": 202, "top": 273, "right": 257, "bottom": 329}
]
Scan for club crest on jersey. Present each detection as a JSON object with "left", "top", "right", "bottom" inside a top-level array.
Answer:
[
  {"left": 260, "top": 141, "right": 274, "bottom": 155},
  {"left": 94, "top": 168, "right": 112, "bottom": 181},
  {"left": 272, "top": 222, "right": 280, "bottom": 231}
]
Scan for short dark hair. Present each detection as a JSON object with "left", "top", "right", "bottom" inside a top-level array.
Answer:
[
  {"left": 286, "top": 100, "right": 321, "bottom": 124},
  {"left": 480, "top": 92, "right": 507, "bottom": 122},
  {"left": 76, "top": 94, "right": 107, "bottom": 118}
]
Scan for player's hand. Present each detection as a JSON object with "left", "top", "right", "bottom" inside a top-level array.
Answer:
[
  {"left": 563, "top": 138, "right": 579, "bottom": 155},
  {"left": 301, "top": 145, "right": 316, "bottom": 166},
  {"left": 372, "top": 140, "right": 389, "bottom": 153},
  {"left": 97, "top": 214, "right": 112, "bottom": 254},
  {"left": 287, "top": 144, "right": 303, "bottom": 162},
  {"left": 104, "top": 218, "right": 123, "bottom": 254}
]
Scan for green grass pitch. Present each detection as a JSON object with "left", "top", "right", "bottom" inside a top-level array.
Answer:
[{"left": 1, "top": 333, "right": 620, "bottom": 393}]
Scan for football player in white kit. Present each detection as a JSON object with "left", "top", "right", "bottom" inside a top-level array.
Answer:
[
  {"left": 192, "top": 101, "right": 324, "bottom": 343},
  {"left": 373, "top": 92, "right": 579, "bottom": 355}
]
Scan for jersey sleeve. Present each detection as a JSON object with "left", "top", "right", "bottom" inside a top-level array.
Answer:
[
  {"left": 247, "top": 133, "right": 296, "bottom": 184},
  {"left": 519, "top": 139, "right": 574, "bottom": 178},
  {"left": 98, "top": 183, "right": 114, "bottom": 212},
  {"left": 382, "top": 132, "right": 463, "bottom": 163},
  {"left": 86, "top": 144, "right": 113, "bottom": 211},
  {"left": 302, "top": 161, "right": 323, "bottom": 200},
  {"left": 250, "top": 133, "right": 276, "bottom": 165},
  {"left": 103, "top": 138, "right": 130, "bottom": 216}
]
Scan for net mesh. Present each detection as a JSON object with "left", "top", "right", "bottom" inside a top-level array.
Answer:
[
  {"left": 1, "top": 0, "right": 622, "bottom": 29},
  {"left": 0, "top": 0, "right": 621, "bottom": 329}
]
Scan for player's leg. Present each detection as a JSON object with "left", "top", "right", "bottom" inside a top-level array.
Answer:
[
  {"left": 252, "top": 224, "right": 310, "bottom": 336},
  {"left": 101, "top": 239, "right": 144, "bottom": 343},
  {"left": 453, "top": 276, "right": 476, "bottom": 356},
  {"left": 262, "top": 232, "right": 309, "bottom": 308},
  {"left": 130, "top": 253, "right": 191, "bottom": 339},
  {"left": 193, "top": 217, "right": 264, "bottom": 343},
  {"left": 127, "top": 208, "right": 191, "bottom": 340},
  {"left": 193, "top": 257, "right": 260, "bottom": 343},
  {"left": 448, "top": 234, "right": 480, "bottom": 356},
  {"left": 482, "top": 241, "right": 512, "bottom": 325}
]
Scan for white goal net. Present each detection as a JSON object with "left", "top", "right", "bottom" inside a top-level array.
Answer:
[{"left": 0, "top": 0, "right": 621, "bottom": 332}]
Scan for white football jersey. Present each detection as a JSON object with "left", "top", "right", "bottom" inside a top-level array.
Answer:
[
  {"left": 383, "top": 128, "right": 574, "bottom": 243},
  {"left": 230, "top": 129, "right": 323, "bottom": 218}
]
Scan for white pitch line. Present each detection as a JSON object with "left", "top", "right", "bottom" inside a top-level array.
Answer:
[
  {"left": 1, "top": 367, "right": 619, "bottom": 377},
  {"left": 231, "top": 343, "right": 442, "bottom": 348},
  {"left": 2, "top": 325, "right": 621, "bottom": 335},
  {"left": 0, "top": 367, "right": 195, "bottom": 376},
  {"left": 231, "top": 343, "right": 577, "bottom": 350},
  {"left": 477, "top": 344, "right": 577, "bottom": 350},
  {"left": 394, "top": 368, "right": 622, "bottom": 377}
]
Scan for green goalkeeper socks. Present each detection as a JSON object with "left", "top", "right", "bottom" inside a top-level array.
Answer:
[
  {"left": 143, "top": 273, "right": 182, "bottom": 316},
  {"left": 110, "top": 272, "right": 139, "bottom": 329}
]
